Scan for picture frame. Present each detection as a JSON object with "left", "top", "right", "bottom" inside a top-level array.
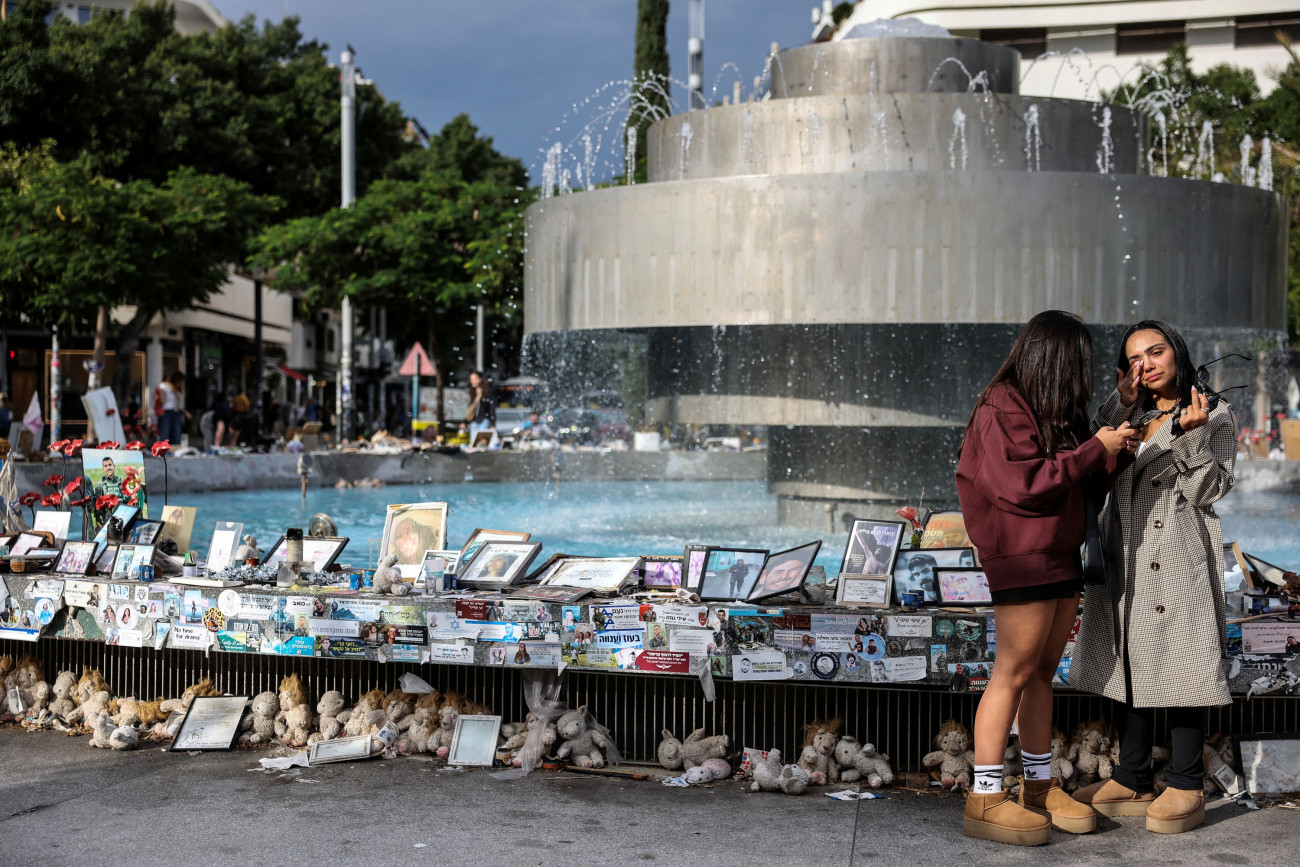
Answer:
[
  {"left": 0, "top": 533, "right": 16, "bottom": 554},
  {"left": 261, "top": 535, "right": 350, "bottom": 573},
  {"left": 54, "top": 540, "right": 97, "bottom": 576},
  {"left": 522, "top": 552, "right": 590, "bottom": 585},
  {"left": 206, "top": 521, "right": 244, "bottom": 573},
  {"left": 1224, "top": 542, "right": 1254, "bottom": 591},
  {"left": 470, "top": 430, "right": 494, "bottom": 448},
  {"left": 682, "top": 544, "right": 710, "bottom": 592},
  {"left": 698, "top": 547, "right": 769, "bottom": 602},
  {"left": 91, "top": 504, "right": 140, "bottom": 550},
  {"left": 835, "top": 573, "right": 893, "bottom": 608},
  {"left": 540, "top": 557, "right": 641, "bottom": 594},
  {"left": 935, "top": 567, "right": 993, "bottom": 606},
  {"left": 458, "top": 528, "right": 531, "bottom": 570},
  {"left": 169, "top": 695, "right": 249, "bottom": 751},
  {"left": 508, "top": 585, "right": 591, "bottom": 603},
  {"left": 381, "top": 502, "right": 449, "bottom": 577},
  {"left": 840, "top": 519, "right": 906, "bottom": 577},
  {"left": 1243, "top": 551, "right": 1290, "bottom": 588},
  {"left": 308, "top": 734, "right": 373, "bottom": 765},
  {"left": 747, "top": 541, "right": 822, "bottom": 603},
  {"left": 455, "top": 541, "right": 541, "bottom": 590},
  {"left": 129, "top": 519, "right": 163, "bottom": 545},
  {"left": 642, "top": 556, "right": 685, "bottom": 589},
  {"left": 93, "top": 544, "right": 118, "bottom": 576},
  {"left": 447, "top": 714, "right": 502, "bottom": 767},
  {"left": 9, "top": 531, "right": 51, "bottom": 558},
  {"left": 32, "top": 510, "right": 72, "bottom": 544},
  {"left": 420, "top": 549, "right": 461, "bottom": 595},
  {"left": 920, "top": 511, "right": 972, "bottom": 550},
  {"left": 112, "top": 544, "right": 156, "bottom": 580},
  {"left": 892, "top": 547, "right": 977, "bottom": 605},
  {"left": 154, "top": 505, "right": 196, "bottom": 553}
]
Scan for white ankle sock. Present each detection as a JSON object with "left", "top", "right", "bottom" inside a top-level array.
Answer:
[
  {"left": 973, "top": 764, "right": 1004, "bottom": 793},
  {"left": 1022, "top": 750, "right": 1052, "bottom": 781}
]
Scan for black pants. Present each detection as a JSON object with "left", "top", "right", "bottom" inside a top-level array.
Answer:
[{"left": 1112, "top": 655, "right": 1207, "bottom": 792}]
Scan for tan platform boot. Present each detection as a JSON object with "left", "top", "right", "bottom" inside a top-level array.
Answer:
[
  {"left": 1072, "top": 778, "right": 1156, "bottom": 817},
  {"left": 963, "top": 790, "right": 1051, "bottom": 846},
  {"left": 1019, "top": 777, "right": 1097, "bottom": 834},
  {"left": 1146, "top": 786, "right": 1205, "bottom": 834}
]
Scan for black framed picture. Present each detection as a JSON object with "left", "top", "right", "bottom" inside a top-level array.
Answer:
[
  {"left": 642, "top": 556, "right": 684, "bottom": 589},
  {"left": 456, "top": 541, "right": 542, "bottom": 590},
  {"left": 261, "top": 535, "right": 350, "bottom": 573},
  {"left": 840, "top": 519, "right": 906, "bottom": 577},
  {"left": 892, "top": 547, "right": 976, "bottom": 605},
  {"left": 698, "top": 547, "right": 769, "bottom": 601},
  {"left": 682, "top": 545, "right": 710, "bottom": 592},
  {"left": 934, "top": 567, "right": 992, "bottom": 606},
  {"left": 747, "top": 541, "right": 821, "bottom": 603}
]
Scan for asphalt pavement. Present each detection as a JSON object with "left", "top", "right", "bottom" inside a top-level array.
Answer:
[{"left": 0, "top": 727, "right": 1295, "bottom": 866}]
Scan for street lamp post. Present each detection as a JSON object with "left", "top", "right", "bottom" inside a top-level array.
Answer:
[{"left": 339, "top": 47, "right": 357, "bottom": 442}]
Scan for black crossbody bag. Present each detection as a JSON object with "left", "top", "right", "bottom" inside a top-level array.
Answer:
[{"left": 1081, "top": 491, "right": 1106, "bottom": 585}]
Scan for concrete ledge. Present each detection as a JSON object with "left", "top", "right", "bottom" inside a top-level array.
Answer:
[
  {"left": 1235, "top": 459, "right": 1300, "bottom": 493},
  {"left": 12, "top": 449, "right": 767, "bottom": 494}
]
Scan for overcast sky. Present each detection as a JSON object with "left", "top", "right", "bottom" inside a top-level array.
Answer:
[{"left": 215, "top": 1, "right": 815, "bottom": 181}]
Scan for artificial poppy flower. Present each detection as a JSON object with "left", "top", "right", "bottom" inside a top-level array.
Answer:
[
  {"left": 97, "top": 440, "right": 121, "bottom": 450},
  {"left": 895, "top": 506, "right": 922, "bottom": 530},
  {"left": 63, "top": 438, "right": 83, "bottom": 457},
  {"left": 49, "top": 440, "right": 69, "bottom": 453},
  {"left": 95, "top": 494, "right": 120, "bottom": 511},
  {"left": 41, "top": 492, "right": 62, "bottom": 507},
  {"left": 126, "top": 493, "right": 139, "bottom": 506},
  {"left": 64, "top": 477, "right": 83, "bottom": 495},
  {"left": 18, "top": 492, "right": 41, "bottom": 507},
  {"left": 41, "top": 474, "right": 64, "bottom": 488},
  {"left": 69, "top": 495, "right": 92, "bottom": 509},
  {"left": 125, "top": 441, "right": 147, "bottom": 451},
  {"left": 121, "top": 477, "right": 143, "bottom": 498},
  {"left": 151, "top": 440, "right": 171, "bottom": 457},
  {"left": 123, "top": 465, "right": 141, "bottom": 480}
]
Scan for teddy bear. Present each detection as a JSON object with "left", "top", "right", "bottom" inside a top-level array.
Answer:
[
  {"left": 343, "top": 689, "right": 390, "bottom": 739},
  {"left": 397, "top": 706, "right": 436, "bottom": 754},
  {"left": 1050, "top": 727, "right": 1075, "bottom": 788},
  {"left": 4, "top": 657, "right": 45, "bottom": 720},
  {"left": 372, "top": 554, "right": 409, "bottom": 596},
  {"left": 66, "top": 689, "right": 113, "bottom": 728},
  {"left": 750, "top": 748, "right": 784, "bottom": 792},
  {"left": 1003, "top": 731, "right": 1024, "bottom": 795},
  {"left": 1067, "top": 720, "right": 1113, "bottom": 791},
  {"left": 86, "top": 710, "right": 133, "bottom": 749},
  {"left": 779, "top": 763, "right": 812, "bottom": 795},
  {"left": 272, "top": 674, "right": 311, "bottom": 742},
  {"left": 657, "top": 729, "right": 684, "bottom": 770},
  {"left": 306, "top": 691, "right": 349, "bottom": 746},
  {"left": 239, "top": 691, "right": 279, "bottom": 745},
  {"left": 922, "top": 720, "right": 975, "bottom": 791},
  {"left": 384, "top": 690, "right": 416, "bottom": 730},
  {"left": 282, "top": 703, "right": 315, "bottom": 747},
  {"left": 1203, "top": 733, "right": 1241, "bottom": 795},
  {"left": 798, "top": 720, "right": 839, "bottom": 785},
  {"left": 111, "top": 697, "right": 167, "bottom": 732},
  {"left": 429, "top": 705, "right": 460, "bottom": 759},
  {"left": 233, "top": 534, "right": 262, "bottom": 564},
  {"left": 72, "top": 669, "right": 111, "bottom": 709},
  {"left": 680, "top": 728, "right": 730, "bottom": 770},
  {"left": 852, "top": 742, "right": 895, "bottom": 788},
  {"left": 555, "top": 705, "right": 611, "bottom": 768},
  {"left": 505, "top": 712, "right": 559, "bottom": 767},
  {"left": 829, "top": 735, "right": 862, "bottom": 783},
  {"left": 48, "top": 671, "right": 78, "bottom": 721},
  {"left": 158, "top": 678, "right": 220, "bottom": 717}
]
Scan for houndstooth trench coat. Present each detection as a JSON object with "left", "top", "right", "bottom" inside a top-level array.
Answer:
[{"left": 1069, "top": 389, "right": 1238, "bottom": 708}]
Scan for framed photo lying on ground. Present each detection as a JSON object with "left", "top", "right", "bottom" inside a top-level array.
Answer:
[
  {"left": 836, "top": 573, "right": 893, "bottom": 608},
  {"left": 381, "top": 502, "right": 449, "bottom": 577},
  {"left": 892, "top": 547, "right": 977, "bottom": 605},
  {"left": 170, "top": 695, "right": 249, "bottom": 751},
  {"left": 698, "top": 547, "right": 769, "bottom": 602},
  {"left": 642, "top": 556, "right": 684, "bottom": 589},
  {"left": 540, "top": 557, "right": 641, "bottom": 594},
  {"left": 935, "top": 567, "right": 993, "bottom": 606},
  {"left": 448, "top": 714, "right": 502, "bottom": 767},
  {"left": 682, "top": 545, "right": 710, "bottom": 592},
  {"left": 309, "top": 734, "right": 373, "bottom": 764},
  {"left": 747, "top": 541, "right": 822, "bottom": 602},
  {"left": 455, "top": 541, "right": 542, "bottom": 590},
  {"left": 54, "top": 541, "right": 97, "bottom": 576},
  {"left": 261, "top": 536, "right": 349, "bottom": 573},
  {"left": 841, "top": 519, "right": 905, "bottom": 577},
  {"left": 920, "top": 511, "right": 972, "bottom": 550}
]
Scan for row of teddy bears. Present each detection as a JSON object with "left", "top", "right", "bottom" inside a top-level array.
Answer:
[{"left": 0, "top": 655, "right": 617, "bottom": 768}]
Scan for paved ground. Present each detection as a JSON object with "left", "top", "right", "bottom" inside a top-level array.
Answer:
[{"left": 0, "top": 727, "right": 1295, "bottom": 867}]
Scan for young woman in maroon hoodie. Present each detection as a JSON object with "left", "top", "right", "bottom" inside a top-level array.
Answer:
[{"left": 955, "top": 310, "right": 1137, "bottom": 846}]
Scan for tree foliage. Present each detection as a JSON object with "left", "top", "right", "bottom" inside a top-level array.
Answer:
[{"left": 627, "top": 0, "right": 671, "bottom": 184}]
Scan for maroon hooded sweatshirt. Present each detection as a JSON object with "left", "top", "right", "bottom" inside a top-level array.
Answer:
[{"left": 956, "top": 383, "right": 1124, "bottom": 593}]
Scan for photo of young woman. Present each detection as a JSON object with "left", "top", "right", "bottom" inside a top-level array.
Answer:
[
  {"left": 955, "top": 310, "right": 1137, "bottom": 845},
  {"left": 1070, "top": 320, "right": 1240, "bottom": 835}
]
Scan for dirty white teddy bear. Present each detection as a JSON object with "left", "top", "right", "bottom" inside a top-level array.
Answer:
[
  {"left": 240, "top": 691, "right": 279, "bottom": 745},
  {"left": 307, "top": 691, "right": 350, "bottom": 746},
  {"left": 372, "top": 554, "right": 409, "bottom": 596}
]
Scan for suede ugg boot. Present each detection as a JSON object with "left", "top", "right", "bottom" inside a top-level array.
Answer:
[
  {"left": 963, "top": 790, "right": 1051, "bottom": 846},
  {"left": 1072, "top": 778, "right": 1156, "bottom": 817},
  {"left": 1146, "top": 786, "right": 1204, "bottom": 834},
  {"left": 1019, "top": 777, "right": 1096, "bottom": 834}
]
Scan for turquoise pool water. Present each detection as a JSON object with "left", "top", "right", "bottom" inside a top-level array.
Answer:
[{"left": 163, "top": 480, "right": 1300, "bottom": 575}]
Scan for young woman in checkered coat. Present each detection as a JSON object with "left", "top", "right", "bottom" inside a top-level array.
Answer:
[
  {"left": 956, "top": 311, "right": 1138, "bottom": 846},
  {"left": 1071, "top": 320, "right": 1238, "bottom": 834}
]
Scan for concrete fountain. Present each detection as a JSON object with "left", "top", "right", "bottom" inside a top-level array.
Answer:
[{"left": 523, "top": 33, "right": 1287, "bottom": 526}]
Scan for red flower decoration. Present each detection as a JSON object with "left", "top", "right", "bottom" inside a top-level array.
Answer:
[
  {"left": 63, "top": 438, "right": 83, "bottom": 457},
  {"left": 895, "top": 506, "right": 922, "bottom": 530},
  {"left": 69, "top": 495, "right": 92, "bottom": 509},
  {"left": 151, "top": 440, "right": 171, "bottom": 457},
  {"left": 123, "top": 465, "right": 141, "bottom": 480},
  {"left": 64, "top": 477, "right": 83, "bottom": 495},
  {"left": 122, "top": 477, "right": 143, "bottom": 497},
  {"left": 49, "top": 440, "right": 69, "bottom": 453},
  {"left": 126, "top": 493, "right": 139, "bottom": 506},
  {"left": 98, "top": 440, "right": 121, "bottom": 450},
  {"left": 94, "top": 494, "right": 120, "bottom": 511},
  {"left": 42, "top": 474, "right": 64, "bottom": 488},
  {"left": 18, "top": 492, "right": 41, "bottom": 507},
  {"left": 125, "top": 441, "right": 147, "bottom": 451},
  {"left": 41, "top": 492, "right": 62, "bottom": 507}
]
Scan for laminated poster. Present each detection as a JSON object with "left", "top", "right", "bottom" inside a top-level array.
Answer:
[
  {"left": 669, "top": 629, "right": 716, "bottom": 656},
  {"left": 316, "top": 637, "right": 366, "bottom": 659},
  {"left": 427, "top": 642, "right": 475, "bottom": 664},
  {"left": 871, "top": 656, "right": 926, "bottom": 682},
  {"left": 885, "top": 615, "right": 932, "bottom": 638},
  {"left": 732, "top": 649, "right": 792, "bottom": 681},
  {"left": 590, "top": 604, "right": 641, "bottom": 631},
  {"left": 646, "top": 604, "right": 709, "bottom": 627},
  {"left": 168, "top": 624, "right": 212, "bottom": 650}
]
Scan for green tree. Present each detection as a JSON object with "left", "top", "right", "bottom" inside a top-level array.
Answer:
[
  {"left": 627, "top": 0, "right": 671, "bottom": 184},
  {"left": 0, "top": 144, "right": 280, "bottom": 393}
]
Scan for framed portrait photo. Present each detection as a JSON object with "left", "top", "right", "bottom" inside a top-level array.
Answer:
[
  {"left": 698, "top": 547, "right": 769, "bottom": 602},
  {"left": 381, "top": 502, "right": 449, "bottom": 578},
  {"left": 455, "top": 541, "right": 541, "bottom": 590},
  {"left": 93, "top": 544, "right": 118, "bottom": 576},
  {"left": 54, "top": 540, "right": 97, "bottom": 576},
  {"left": 262, "top": 535, "right": 349, "bottom": 573},
  {"left": 458, "top": 528, "right": 531, "bottom": 569},
  {"left": 920, "top": 511, "right": 972, "bottom": 550},
  {"left": 841, "top": 519, "right": 906, "bottom": 577},
  {"left": 540, "top": 557, "right": 641, "bottom": 594},
  {"left": 642, "top": 556, "right": 684, "bottom": 589},
  {"left": 206, "top": 521, "right": 244, "bottom": 573},
  {"left": 447, "top": 714, "right": 502, "bottom": 767},
  {"left": 892, "top": 547, "right": 976, "bottom": 605},
  {"left": 129, "top": 519, "right": 163, "bottom": 545},
  {"left": 682, "top": 545, "right": 710, "bottom": 592},
  {"left": 935, "top": 567, "right": 993, "bottom": 606},
  {"left": 747, "top": 541, "right": 822, "bottom": 603},
  {"left": 9, "top": 531, "right": 50, "bottom": 558},
  {"left": 835, "top": 573, "right": 892, "bottom": 608},
  {"left": 112, "top": 544, "right": 155, "bottom": 580}
]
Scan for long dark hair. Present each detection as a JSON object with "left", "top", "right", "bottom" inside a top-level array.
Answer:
[
  {"left": 1116, "top": 319, "right": 1197, "bottom": 410},
  {"left": 961, "top": 310, "right": 1093, "bottom": 457}
]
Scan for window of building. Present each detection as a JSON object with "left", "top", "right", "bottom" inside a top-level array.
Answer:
[
  {"left": 2, "top": 3, "right": 21, "bottom": 19},
  {"left": 1116, "top": 21, "right": 1186, "bottom": 55},
  {"left": 76, "top": 6, "right": 93, "bottom": 25},
  {"left": 1236, "top": 12, "right": 1300, "bottom": 48},
  {"left": 979, "top": 28, "right": 1047, "bottom": 58}
]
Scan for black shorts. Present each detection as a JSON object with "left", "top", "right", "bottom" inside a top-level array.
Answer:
[{"left": 990, "top": 578, "right": 1084, "bottom": 605}]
